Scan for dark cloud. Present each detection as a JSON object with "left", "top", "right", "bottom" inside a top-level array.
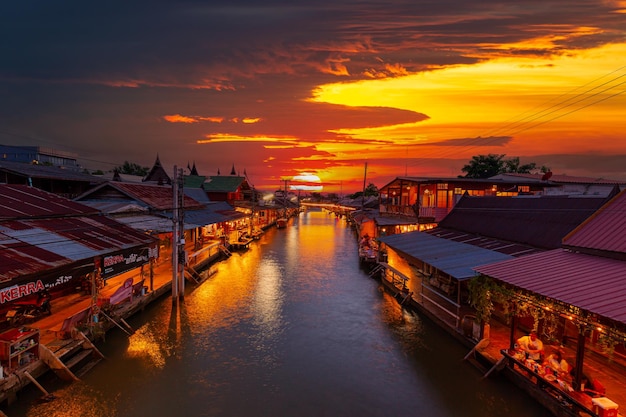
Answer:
[
  {"left": 528, "top": 153, "right": 626, "bottom": 180},
  {"left": 1, "top": 1, "right": 624, "bottom": 189},
  {"left": 418, "top": 136, "right": 513, "bottom": 147}
]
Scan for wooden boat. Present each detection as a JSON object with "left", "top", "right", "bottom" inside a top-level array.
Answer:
[{"left": 276, "top": 218, "right": 288, "bottom": 228}]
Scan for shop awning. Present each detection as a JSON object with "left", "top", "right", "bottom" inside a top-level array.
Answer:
[
  {"left": 379, "top": 231, "right": 513, "bottom": 280},
  {"left": 114, "top": 214, "right": 174, "bottom": 233},
  {"left": 163, "top": 202, "right": 246, "bottom": 229},
  {"left": 0, "top": 214, "right": 157, "bottom": 291},
  {"left": 474, "top": 249, "right": 626, "bottom": 324}
]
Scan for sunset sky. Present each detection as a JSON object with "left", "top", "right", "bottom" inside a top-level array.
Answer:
[{"left": 1, "top": 1, "right": 625, "bottom": 194}]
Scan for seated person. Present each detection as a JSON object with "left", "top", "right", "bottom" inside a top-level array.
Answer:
[
  {"left": 543, "top": 349, "right": 570, "bottom": 375},
  {"left": 517, "top": 331, "right": 544, "bottom": 361}
]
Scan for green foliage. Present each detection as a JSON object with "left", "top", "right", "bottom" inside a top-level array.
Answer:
[
  {"left": 461, "top": 154, "right": 543, "bottom": 179},
  {"left": 349, "top": 183, "right": 379, "bottom": 199},
  {"left": 467, "top": 275, "right": 514, "bottom": 324},
  {"left": 503, "top": 157, "right": 536, "bottom": 174},
  {"left": 462, "top": 154, "right": 506, "bottom": 178},
  {"left": 116, "top": 161, "right": 149, "bottom": 176}
]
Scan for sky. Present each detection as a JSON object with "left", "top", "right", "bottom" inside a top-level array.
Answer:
[{"left": 1, "top": 1, "right": 625, "bottom": 194}]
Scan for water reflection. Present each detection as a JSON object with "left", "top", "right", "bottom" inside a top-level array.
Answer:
[{"left": 9, "top": 209, "right": 552, "bottom": 417}]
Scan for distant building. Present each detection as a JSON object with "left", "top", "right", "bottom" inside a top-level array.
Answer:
[
  {"left": 0, "top": 160, "right": 104, "bottom": 198},
  {"left": 0, "top": 144, "right": 80, "bottom": 170},
  {"left": 490, "top": 172, "right": 626, "bottom": 196}
]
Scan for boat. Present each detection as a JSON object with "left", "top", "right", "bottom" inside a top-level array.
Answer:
[{"left": 276, "top": 217, "right": 288, "bottom": 228}]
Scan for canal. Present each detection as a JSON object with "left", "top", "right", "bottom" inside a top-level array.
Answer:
[{"left": 7, "top": 209, "right": 552, "bottom": 417}]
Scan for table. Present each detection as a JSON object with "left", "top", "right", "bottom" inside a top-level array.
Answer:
[{"left": 500, "top": 349, "right": 596, "bottom": 416}]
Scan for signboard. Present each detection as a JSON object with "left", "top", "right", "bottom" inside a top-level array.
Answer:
[
  {"left": 101, "top": 243, "right": 158, "bottom": 279},
  {"left": 0, "top": 263, "right": 93, "bottom": 305}
]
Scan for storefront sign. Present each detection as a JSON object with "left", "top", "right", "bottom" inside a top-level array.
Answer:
[
  {"left": 0, "top": 263, "right": 94, "bottom": 304},
  {"left": 101, "top": 244, "right": 158, "bottom": 279}
]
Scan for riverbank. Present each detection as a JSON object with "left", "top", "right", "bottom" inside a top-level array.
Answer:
[
  {"left": 0, "top": 240, "right": 223, "bottom": 408},
  {"left": 375, "top": 266, "right": 626, "bottom": 417}
]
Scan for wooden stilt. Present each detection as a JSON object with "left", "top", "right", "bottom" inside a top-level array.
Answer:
[
  {"left": 483, "top": 355, "right": 507, "bottom": 379},
  {"left": 464, "top": 338, "right": 490, "bottom": 360},
  {"left": 24, "top": 371, "right": 56, "bottom": 401},
  {"left": 100, "top": 311, "right": 133, "bottom": 336}
]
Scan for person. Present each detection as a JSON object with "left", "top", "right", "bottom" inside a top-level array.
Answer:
[
  {"left": 543, "top": 349, "right": 570, "bottom": 375},
  {"left": 517, "top": 331, "right": 544, "bottom": 361}
]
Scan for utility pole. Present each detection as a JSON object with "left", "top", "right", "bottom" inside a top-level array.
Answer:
[
  {"left": 172, "top": 166, "right": 179, "bottom": 301},
  {"left": 361, "top": 162, "right": 368, "bottom": 211},
  {"left": 177, "top": 167, "right": 185, "bottom": 300},
  {"left": 172, "top": 166, "right": 185, "bottom": 302}
]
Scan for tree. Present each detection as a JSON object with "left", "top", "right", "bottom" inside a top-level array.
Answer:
[
  {"left": 348, "top": 183, "right": 379, "bottom": 199},
  {"left": 116, "top": 161, "right": 149, "bottom": 176},
  {"left": 461, "top": 154, "right": 542, "bottom": 179},
  {"left": 503, "top": 157, "right": 536, "bottom": 174},
  {"left": 461, "top": 154, "right": 506, "bottom": 178},
  {"left": 364, "top": 183, "right": 379, "bottom": 197}
]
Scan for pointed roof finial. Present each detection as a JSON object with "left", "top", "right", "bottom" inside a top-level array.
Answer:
[
  {"left": 230, "top": 163, "right": 236, "bottom": 175},
  {"left": 217, "top": 168, "right": 221, "bottom": 175},
  {"left": 190, "top": 162, "right": 199, "bottom": 176},
  {"left": 143, "top": 153, "right": 171, "bottom": 184}
]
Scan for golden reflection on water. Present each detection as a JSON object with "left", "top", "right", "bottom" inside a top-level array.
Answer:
[
  {"left": 23, "top": 383, "right": 117, "bottom": 417},
  {"left": 126, "top": 326, "right": 168, "bottom": 369},
  {"left": 252, "top": 257, "right": 283, "bottom": 337}
]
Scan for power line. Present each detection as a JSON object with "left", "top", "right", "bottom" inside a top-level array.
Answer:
[{"left": 407, "top": 65, "right": 626, "bottom": 168}]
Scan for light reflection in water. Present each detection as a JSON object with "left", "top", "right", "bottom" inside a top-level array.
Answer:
[
  {"left": 10, "top": 209, "right": 553, "bottom": 417},
  {"left": 251, "top": 257, "right": 284, "bottom": 345}
]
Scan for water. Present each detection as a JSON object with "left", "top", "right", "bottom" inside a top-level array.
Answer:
[{"left": 6, "top": 209, "right": 552, "bottom": 417}]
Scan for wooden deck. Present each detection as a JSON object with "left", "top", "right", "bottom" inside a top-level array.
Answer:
[{"left": 377, "top": 274, "right": 625, "bottom": 417}]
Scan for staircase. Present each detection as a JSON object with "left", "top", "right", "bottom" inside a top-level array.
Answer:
[
  {"left": 219, "top": 244, "right": 232, "bottom": 257},
  {"left": 40, "top": 332, "right": 105, "bottom": 381}
]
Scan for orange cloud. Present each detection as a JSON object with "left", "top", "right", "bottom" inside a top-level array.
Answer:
[{"left": 163, "top": 114, "right": 198, "bottom": 123}]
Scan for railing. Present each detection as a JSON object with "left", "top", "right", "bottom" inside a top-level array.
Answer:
[
  {"left": 500, "top": 349, "right": 598, "bottom": 417},
  {"left": 380, "top": 205, "right": 450, "bottom": 222}
]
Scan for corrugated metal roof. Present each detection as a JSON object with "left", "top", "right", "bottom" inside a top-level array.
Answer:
[
  {"left": 163, "top": 202, "right": 246, "bottom": 229},
  {"left": 114, "top": 214, "right": 173, "bottom": 233},
  {"left": 0, "top": 184, "right": 98, "bottom": 219},
  {"left": 437, "top": 194, "right": 609, "bottom": 250},
  {"left": 379, "top": 231, "right": 513, "bottom": 280},
  {"left": 563, "top": 189, "right": 626, "bottom": 254},
  {"left": 184, "top": 187, "right": 211, "bottom": 204},
  {"left": 0, "top": 160, "right": 105, "bottom": 183},
  {"left": 426, "top": 228, "right": 542, "bottom": 257},
  {"left": 0, "top": 214, "right": 157, "bottom": 282},
  {"left": 203, "top": 176, "right": 245, "bottom": 192},
  {"left": 79, "top": 201, "right": 148, "bottom": 214},
  {"left": 474, "top": 249, "right": 626, "bottom": 324},
  {"left": 76, "top": 182, "right": 203, "bottom": 211},
  {"left": 374, "top": 215, "right": 418, "bottom": 226},
  {"left": 184, "top": 175, "right": 207, "bottom": 189}
]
